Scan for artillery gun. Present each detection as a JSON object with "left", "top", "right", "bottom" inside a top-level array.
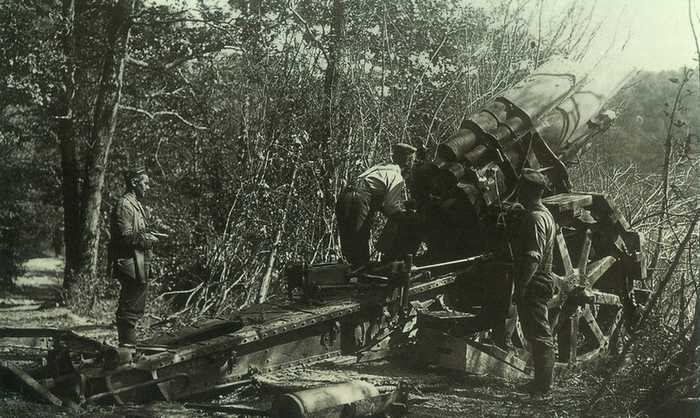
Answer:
[
  {"left": 0, "top": 57, "right": 647, "bottom": 408},
  {"left": 407, "top": 57, "right": 646, "bottom": 366}
]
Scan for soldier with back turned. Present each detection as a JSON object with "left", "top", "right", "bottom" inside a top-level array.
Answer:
[{"left": 335, "top": 143, "right": 417, "bottom": 269}]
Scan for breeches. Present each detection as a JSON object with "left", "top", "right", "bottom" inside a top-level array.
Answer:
[
  {"left": 518, "top": 276, "right": 554, "bottom": 348},
  {"left": 115, "top": 270, "right": 147, "bottom": 326},
  {"left": 335, "top": 188, "right": 373, "bottom": 266}
]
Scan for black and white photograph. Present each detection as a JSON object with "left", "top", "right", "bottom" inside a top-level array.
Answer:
[{"left": 0, "top": 0, "right": 698, "bottom": 416}]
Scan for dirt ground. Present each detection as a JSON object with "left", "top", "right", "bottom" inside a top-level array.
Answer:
[{"left": 1, "top": 258, "right": 616, "bottom": 418}]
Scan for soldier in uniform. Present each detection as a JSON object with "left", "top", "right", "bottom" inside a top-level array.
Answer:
[
  {"left": 109, "top": 165, "right": 159, "bottom": 348},
  {"left": 513, "top": 168, "right": 557, "bottom": 395},
  {"left": 335, "top": 143, "right": 417, "bottom": 268}
]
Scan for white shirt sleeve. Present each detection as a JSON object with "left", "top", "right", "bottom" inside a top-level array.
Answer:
[{"left": 382, "top": 167, "right": 407, "bottom": 215}]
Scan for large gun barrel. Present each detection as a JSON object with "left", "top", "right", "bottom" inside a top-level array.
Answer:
[
  {"left": 412, "top": 57, "right": 635, "bottom": 261},
  {"left": 420, "top": 57, "right": 634, "bottom": 208}
]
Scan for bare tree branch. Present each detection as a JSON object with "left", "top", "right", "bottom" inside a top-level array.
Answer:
[
  {"left": 648, "top": 69, "right": 692, "bottom": 276},
  {"left": 690, "top": 0, "right": 700, "bottom": 89},
  {"left": 125, "top": 45, "right": 240, "bottom": 71},
  {"left": 126, "top": 55, "right": 149, "bottom": 67},
  {"left": 288, "top": 4, "right": 330, "bottom": 63},
  {"left": 119, "top": 104, "right": 208, "bottom": 130}
]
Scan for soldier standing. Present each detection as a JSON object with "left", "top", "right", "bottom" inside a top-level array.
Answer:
[
  {"left": 513, "top": 168, "right": 557, "bottom": 395},
  {"left": 335, "top": 143, "right": 416, "bottom": 268},
  {"left": 109, "top": 165, "right": 159, "bottom": 349}
]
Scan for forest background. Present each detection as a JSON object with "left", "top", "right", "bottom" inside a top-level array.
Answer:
[{"left": 1, "top": 0, "right": 699, "bottom": 414}]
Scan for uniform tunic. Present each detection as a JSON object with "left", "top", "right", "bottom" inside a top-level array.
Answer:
[
  {"left": 109, "top": 192, "right": 151, "bottom": 331},
  {"left": 516, "top": 202, "right": 557, "bottom": 347},
  {"left": 336, "top": 163, "right": 408, "bottom": 266}
]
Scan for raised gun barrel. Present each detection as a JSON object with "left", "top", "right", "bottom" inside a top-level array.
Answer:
[
  {"left": 413, "top": 57, "right": 634, "bottom": 259},
  {"left": 418, "top": 57, "right": 633, "bottom": 212}
]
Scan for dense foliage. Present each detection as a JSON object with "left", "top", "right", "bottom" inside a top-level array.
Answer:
[
  {"left": 0, "top": 0, "right": 695, "bottom": 311},
  {"left": 98, "top": 0, "right": 574, "bottom": 314},
  {"left": 0, "top": 2, "right": 64, "bottom": 287},
  {"left": 2, "top": 0, "right": 700, "bottom": 414}
]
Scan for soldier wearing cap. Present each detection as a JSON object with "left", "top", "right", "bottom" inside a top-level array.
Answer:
[
  {"left": 513, "top": 168, "right": 557, "bottom": 395},
  {"left": 335, "top": 143, "right": 417, "bottom": 268},
  {"left": 108, "top": 165, "right": 159, "bottom": 349}
]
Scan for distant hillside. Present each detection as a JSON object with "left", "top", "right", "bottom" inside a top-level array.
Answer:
[{"left": 591, "top": 69, "right": 700, "bottom": 169}]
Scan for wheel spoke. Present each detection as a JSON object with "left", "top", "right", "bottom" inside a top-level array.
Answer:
[
  {"left": 555, "top": 231, "right": 575, "bottom": 277},
  {"left": 583, "top": 256, "right": 617, "bottom": 288},
  {"left": 557, "top": 306, "right": 580, "bottom": 362},
  {"left": 608, "top": 308, "right": 623, "bottom": 341},
  {"left": 539, "top": 194, "right": 637, "bottom": 365},
  {"left": 581, "top": 306, "right": 607, "bottom": 348},
  {"left": 515, "top": 320, "right": 526, "bottom": 350},
  {"left": 577, "top": 230, "right": 592, "bottom": 283}
]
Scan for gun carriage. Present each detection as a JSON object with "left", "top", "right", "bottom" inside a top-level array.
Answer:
[{"left": 0, "top": 58, "right": 647, "bottom": 407}]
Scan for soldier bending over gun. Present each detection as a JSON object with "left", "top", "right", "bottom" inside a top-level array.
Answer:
[{"left": 335, "top": 143, "right": 417, "bottom": 269}]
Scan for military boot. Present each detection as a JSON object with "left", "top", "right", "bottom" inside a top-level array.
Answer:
[
  {"left": 516, "top": 341, "right": 554, "bottom": 397},
  {"left": 532, "top": 341, "right": 555, "bottom": 394},
  {"left": 117, "top": 320, "right": 137, "bottom": 346}
]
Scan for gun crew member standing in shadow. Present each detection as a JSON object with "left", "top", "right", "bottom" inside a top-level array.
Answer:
[{"left": 514, "top": 168, "right": 557, "bottom": 396}]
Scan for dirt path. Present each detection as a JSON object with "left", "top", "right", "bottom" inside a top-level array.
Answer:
[
  {"left": 0, "top": 258, "right": 115, "bottom": 344},
  {"left": 0, "top": 258, "right": 213, "bottom": 418},
  {"left": 1, "top": 258, "right": 111, "bottom": 417}
]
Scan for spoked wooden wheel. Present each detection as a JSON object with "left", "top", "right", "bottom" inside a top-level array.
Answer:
[{"left": 541, "top": 193, "right": 641, "bottom": 363}]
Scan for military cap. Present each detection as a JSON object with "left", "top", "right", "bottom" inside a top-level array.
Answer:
[
  {"left": 392, "top": 142, "right": 417, "bottom": 155},
  {"left": 520, "top": 168, "right": 549, "bottom": 188},
  {"left": 123, "top": 164, "right": 147, "bottom": 182}
]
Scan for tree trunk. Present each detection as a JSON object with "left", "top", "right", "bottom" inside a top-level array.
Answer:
[
  {"left": 321, "top": 0, "right": 345, "bottom": 182},
  {"left": 693, "top": 240, "right": 700, "bottom": 398},
  {"left": 74, "top": 0, "right": 133, "bottom": 285},
  {"left": 324, "top": 0, "right": 345, "bottom": 99},
  {"left": 56, "top": 0, "right": 82, "bottom": 289}
]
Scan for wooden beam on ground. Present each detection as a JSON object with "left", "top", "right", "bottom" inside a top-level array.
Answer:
[
  {"left": 416, "top": 327, "right": 530, "bottom": 380},
  {"left": 0, "top": 327, "right": 105, "bottom": 354},
  {"left": 0, "top": 327, "right": 64, "bottom": 338},
  {"left": 0, "top": 361, "right": 63, "bottom": 407}
]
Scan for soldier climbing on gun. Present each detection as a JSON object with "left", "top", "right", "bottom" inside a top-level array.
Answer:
[{"left": 335, "top": 143, "right": 418, "bottom": 270}]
